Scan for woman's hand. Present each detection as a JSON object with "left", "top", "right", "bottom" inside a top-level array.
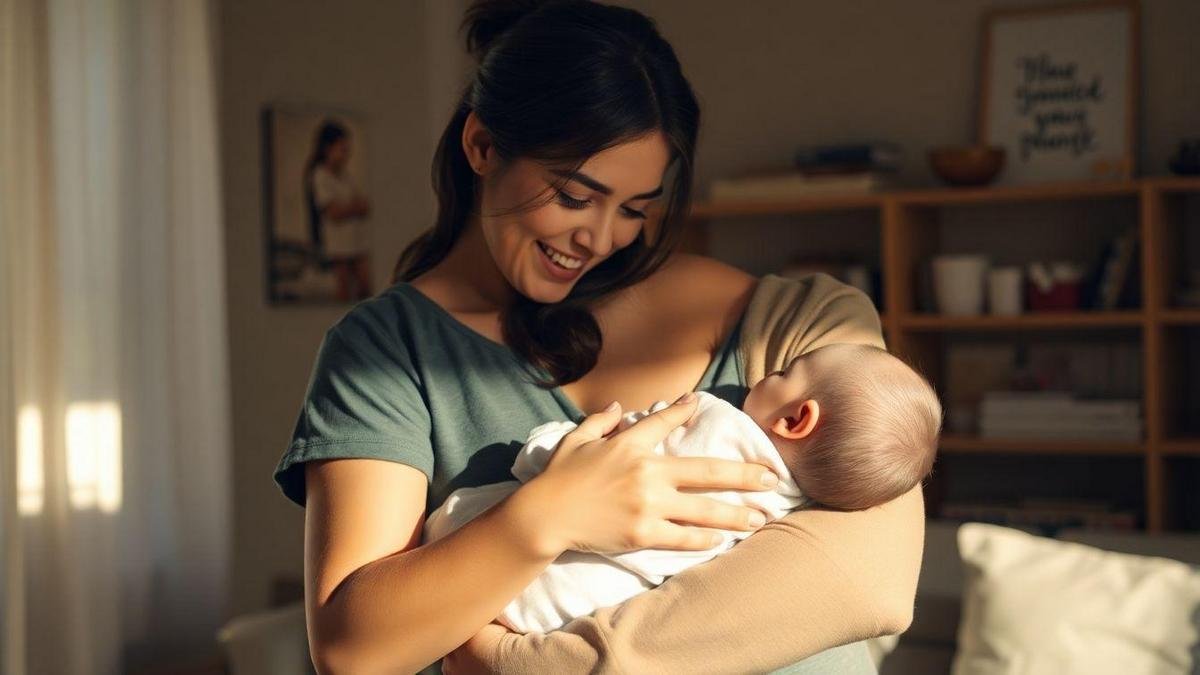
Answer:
[
  {"left": 515, "top": 392, "right": 780, "bottom": 558},
  {"left": 441, "top": 622, "right": 510, "bottom": 675}
]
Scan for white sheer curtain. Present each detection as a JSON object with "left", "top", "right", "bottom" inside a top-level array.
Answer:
[{"left": 0, "top": 0, "right": 231, "bottom": 673}]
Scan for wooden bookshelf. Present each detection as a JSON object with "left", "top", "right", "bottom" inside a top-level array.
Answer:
[
  {"left": 1161, "top": 439, "right": 1200, "bottom": 456},
  {"left": 1160, "top": 309, "right": 1200, "bottom": 325},
  {"left": 682, "top": 175, "right": 1200, "bottom": 532},
  {"left": 900, "top": 311, "right": 1144, "bottom": 331},
  {"left": 939, "top": 434, "right": 1143, "bottom": 455}
]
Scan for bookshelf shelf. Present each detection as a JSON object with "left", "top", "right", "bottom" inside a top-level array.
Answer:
[
  {"left": 893, "top": 179, "right": 1141, "bottom": 207},
  {"left": 688, "top": 194, "right": 881, "bottom": 219},
  {"left": 1160, "top": 309, "right": 1200, "bottom": 325},
  {"left": 899, "top": 311, "right": 1144, "bottom": 331},
  {"left": 1162, "top": 439, "right": 1200, "bottom": 456},
  {"left": 678, "top": 174, "right": 1200, "bottom": 532},
  {"left": 940, "top": 434, "right": 1143, "bottom": 455}
]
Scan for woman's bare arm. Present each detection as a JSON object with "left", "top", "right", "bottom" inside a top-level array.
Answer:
[
  {"left": 304, "top": 458, "right": 562, "bottom": 674},
  {"left": 303, "top": 392, "right": 773, "bottom": 673}
]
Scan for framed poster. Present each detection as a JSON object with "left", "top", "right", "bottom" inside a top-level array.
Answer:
[
  {"left": 979, "top": 1, "right": 1139, "bottom": 185},
  {"left": 262, "top": 103, "right": 373, "bottom": 304}
]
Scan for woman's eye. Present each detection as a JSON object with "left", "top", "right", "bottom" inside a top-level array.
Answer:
[
  {"left": 554, "top": 190, "right": 589, "bottom": 209},
  {"left": 554, "top": 189, "right": 646, "bottom": 220}
]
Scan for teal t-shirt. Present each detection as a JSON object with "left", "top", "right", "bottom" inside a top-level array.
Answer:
[
  {"left": 274, "top": 281, "right": 747, "bottom": 511},
  {"left": 273, "top": 280, "right": 875, "bottom": 674}
]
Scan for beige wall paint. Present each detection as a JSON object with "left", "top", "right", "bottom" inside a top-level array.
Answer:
[
  {"left": 218, "top": 0, "right": 469, "bottom": 615},
  {"left": 219, "top": 0, "right": 1199, "bottom": 617},
  {"left": 624, "top": 0, "right": 1199, "bottom": 188}
]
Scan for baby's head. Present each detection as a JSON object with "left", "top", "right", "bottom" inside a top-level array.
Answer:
[{"left": 742, "top": 344, "right": 942, "bottom": 510}]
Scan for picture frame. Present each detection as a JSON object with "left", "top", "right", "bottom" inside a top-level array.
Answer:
[
  {"left": 261, "top": 103, "right": 374, "bottom": 305},
  {"left": 979, "top": 0, "right": 1139, "bottom": 185}
]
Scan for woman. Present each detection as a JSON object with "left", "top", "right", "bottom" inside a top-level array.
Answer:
[
  {"left": 273, "top": 1, "right": 923, "bottom": 673},
  {"left": 304, "top": 119, "right": 372, "bottom": 301}
]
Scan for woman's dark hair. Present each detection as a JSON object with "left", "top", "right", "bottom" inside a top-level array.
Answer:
[
  {"left": 304, "top": 120, "right": 350, "bottom": 263},
  {"left": 391, "top": 0, "right": 701, "bottom": 388}
]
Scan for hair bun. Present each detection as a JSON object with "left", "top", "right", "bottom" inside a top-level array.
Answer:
[{"left": 462, "top": 0, "right": 555, "bottom": 63}]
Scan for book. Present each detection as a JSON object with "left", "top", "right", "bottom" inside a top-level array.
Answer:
[
  {"left": 979, "top": 392, "right": 1141, "bottom": 419},
  {"left": 1089, "top": 229, "right": 1138, "bottom": 310},
  {"left": 977, "top": 425, "right": 1142, "bottom": 442},
  {"left": 793, "top": 142, "right": 902, "bottom": 170},
  {"left": 939, "top": 501, "right": 1138, "bottom": 534}
]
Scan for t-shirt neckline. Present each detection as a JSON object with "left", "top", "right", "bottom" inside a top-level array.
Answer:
[{"left": 393, "top": 280, "right": 746, "bottom": 421}]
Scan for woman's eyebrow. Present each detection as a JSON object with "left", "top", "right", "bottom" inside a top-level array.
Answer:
[{"left": 549, "top": 168, "right": 663, "bottom": 200}]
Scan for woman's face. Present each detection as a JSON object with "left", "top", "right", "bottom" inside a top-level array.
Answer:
[
  {"left": 327, "top": 137, "right": 350, "bottom": 170},
  {"left": 464, "top": 112, "right": 672, "bottom": 304}
]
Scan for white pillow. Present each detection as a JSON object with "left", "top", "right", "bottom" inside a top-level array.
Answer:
[{"left": 952, "top": 522, "right": 1200, "bottom": 675}]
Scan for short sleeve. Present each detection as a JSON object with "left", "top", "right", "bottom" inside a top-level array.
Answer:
[{"left": 272, "top": 319, "right": 434, "bottom": 507}]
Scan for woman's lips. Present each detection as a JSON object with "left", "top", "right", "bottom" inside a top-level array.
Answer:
[{"left": 536, "top": 240, "right": 585, "bottom": 281}]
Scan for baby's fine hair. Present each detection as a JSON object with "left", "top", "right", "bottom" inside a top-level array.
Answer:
[{"left": 792, "top": 344, "right": 942, "bottom": 510}]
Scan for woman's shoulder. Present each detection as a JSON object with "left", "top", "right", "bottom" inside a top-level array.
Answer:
[
  {"left": 655, "top": 252, "right": 756, "bottom": 290},
  {"left": 640, "top": 253, "right": 757, "bottom": 311},
  {"left": 325, "top": 282, "right": 430, "bottom": 348},
  {"left": 639, "top": 253, "right": 758, "bottom": 342}
]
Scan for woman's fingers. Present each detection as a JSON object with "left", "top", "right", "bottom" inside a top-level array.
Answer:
[
  {"left": 664, "top": 456, "right": 779, "bottom": 492},
  {"left": 662, "top": 492, "right": 768, "bottom": 532},
  {"left": 563, "top": 401, "right": 623, "bottom": 446},
  {"left": 618, "top": 392, "right": 699, "bottom": 444},
  {"left": 640, "top": 520, "right": 727, "bottom": 551}
]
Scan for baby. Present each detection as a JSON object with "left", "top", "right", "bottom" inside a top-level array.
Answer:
[{"left": 423, "top": 343, "right": 942, "bottom": 633}]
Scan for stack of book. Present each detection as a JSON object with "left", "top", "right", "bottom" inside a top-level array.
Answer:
[
  {"left": 978, "top": 391, "right": 1142, "bottom": 441},
  {"left": 793, "top": 141, "right": 901, "bottom": 174},
  {"left": 708, "top": 142, "right": 901, "bottom": 201},
  {"left": 940, "top": 498, "right": 1138, "bottom": 535}
]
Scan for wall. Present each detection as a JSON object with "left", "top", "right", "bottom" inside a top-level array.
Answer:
[
  {"left": 218, "top": 0, "right": 469, "bottom": 616},
  {"left": 219, "top": 0, "right": 1199, "bottom": 618}
]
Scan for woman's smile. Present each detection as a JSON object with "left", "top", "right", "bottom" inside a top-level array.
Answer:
[{"left": 536, "top": 239, "right": 586, "bottom": 281}]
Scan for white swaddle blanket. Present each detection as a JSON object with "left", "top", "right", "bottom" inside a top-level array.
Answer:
[{"left": 422, "top": 391, "right": 806, "bottom": 633}]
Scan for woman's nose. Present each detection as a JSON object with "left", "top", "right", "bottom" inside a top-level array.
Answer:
[{"left": 574, "top": 212, "right": 615, "bottom": 258}]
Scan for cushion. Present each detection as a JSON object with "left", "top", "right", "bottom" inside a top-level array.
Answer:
[{"left": 953, "top": 522, "right": 1200, "bottom": 675}]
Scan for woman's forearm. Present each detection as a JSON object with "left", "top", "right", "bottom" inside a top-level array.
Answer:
[
  {"left": 489, "top": 485, "right": 925, "bottom": 674},
  {"left": 311, "top": 480, "right": 559, "bottom": 674}
]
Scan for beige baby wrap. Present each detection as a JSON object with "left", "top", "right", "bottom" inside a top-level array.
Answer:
[{"left": 484, "top": 272, "right": 926, "bottom": 674}]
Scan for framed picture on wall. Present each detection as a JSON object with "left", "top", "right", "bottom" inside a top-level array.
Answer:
[
  {"left": 262, "top": 103, "right": 373, "bottom": 304},
  {"left": 979, "top": 0, "right": 1139, "bottom": 185}
]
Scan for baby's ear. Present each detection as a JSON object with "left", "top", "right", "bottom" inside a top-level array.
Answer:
[{"left": 770, "top": 400, "right": 820, "bottom": 440}]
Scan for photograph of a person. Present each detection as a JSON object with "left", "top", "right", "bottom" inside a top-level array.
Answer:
[{"left": 264, "top": 106, "right": 373, "bottom": 303}]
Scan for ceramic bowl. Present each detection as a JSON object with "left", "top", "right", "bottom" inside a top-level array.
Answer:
[{"left": 928, "top": 146, "right": 1006, "bottom": 186}]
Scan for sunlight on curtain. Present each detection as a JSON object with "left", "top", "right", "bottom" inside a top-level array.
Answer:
[
  {"left": 64, "top": 402, "right": 123, "bottom": 514},
  {"left": 16, "top": 407, "right": 44, "bottom": 516},
  {"left": 1, "top": 0, "right": 231, "bottom": 673}
]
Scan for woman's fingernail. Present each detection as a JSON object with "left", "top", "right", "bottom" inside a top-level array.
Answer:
[
  {"left": 605, "top": 400, "right": 620, "bottom": 412},
  {"left": 761, "top": 471, "right": 778, "bottom": 487},
  {"left": 748, "top": 512, "right": 766, "bottom": 528},
  {"left": 675, "top": 392, "right": 696, "bottom": 405}
]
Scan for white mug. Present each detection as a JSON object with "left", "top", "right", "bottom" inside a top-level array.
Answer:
[
  {"left": 932, "top": 255, "right": 989, "bottom": 316},
  {"left": 987, "top": 267, "right": 1023, "bottom": 316}
]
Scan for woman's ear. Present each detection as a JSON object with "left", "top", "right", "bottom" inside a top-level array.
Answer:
[
  {"left": 770, "top": 400, "right": 820, "bottom": 440},
  {"left": 461, "top": 109, "right": 495, "bottom": 176}
]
